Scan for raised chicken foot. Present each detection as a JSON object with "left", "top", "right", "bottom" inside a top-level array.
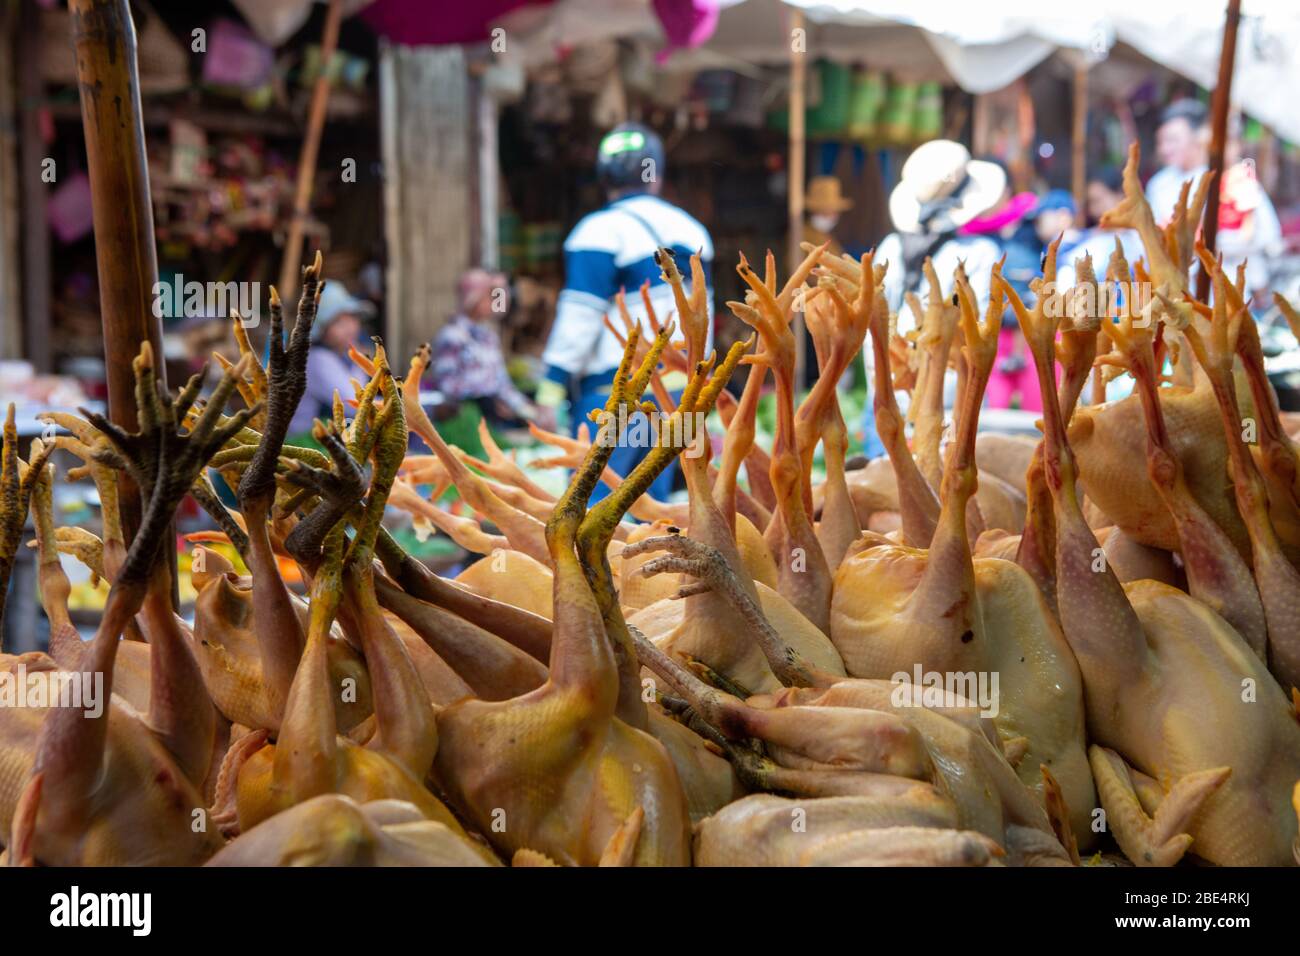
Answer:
[
  {"left": 1183, "top": 261, "right": 1300, "bottom": 690},
  {"left": 714, "top": 371, "right": 776, "bottom": 521},
  {"left": 282, "top": 419, "right": 367, "bottom": 563},
  {"left": 624, "top": 532, "right": 819, "bottom": 688},
  {"left": 237, "top": 251, "right": 321, "bottom": 508},
  {"left": 728, "top": 245, "right": 836, "bottom": 631},
  {"left": 1235, "top": 302, "right": 1300, "bottom": 518},
  {"left": 337, "top": 363, "right": 442, "bottom": 777},
  {"left": 0, "top": 405, "right": 55, "bottom": 631},
  {"left": 576, "top": 336, "right": 747, "bottom": 728},
  {"left": 24, "top": 439, "right": 154, "bottom": 694},
  {"left": 236, "top": 386, "right": 475, "bottom": 846},
  {"left": 19, "top": 345, "right": 254, "bottom": 864},
  {"left": 799, "top": 253, "right": 876, "bottom": 566},
  {"left": 27, "top": 444, "right": 80, "bottom": 664},
  {"left": 906, "top": 258, "right": 958, "bottom": 492},
  {"left": 656, "top": 246, "right": 710, "bottom": 367},
  {"left": 215, "top": 253, "right": 324, "bottom": 724},
  {"left": 1016, "top": 248, "right": 1117, "bottom": 609},
  {"left": 35, "top": 413, "right": 130, "bottom": 583},
  {"left": 1102, "top": 301, "right": 1268, "bottom": 658},
  {"left": 865, "top": 270, "right": 942, "bottom": 548},
  {"left": 429, "top": 331, "right": 693, "bottom": 866},
  {"left": 401, "top": 344, "right": 549, "bottom": 564}
]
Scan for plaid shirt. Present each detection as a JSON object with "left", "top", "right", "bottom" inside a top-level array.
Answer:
[{"left": 430, "top": 314, "right": 530, "bottom": 416}]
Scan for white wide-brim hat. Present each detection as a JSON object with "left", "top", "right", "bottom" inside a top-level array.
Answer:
[{"left": 888, "top": 140, "right": 1008, "bottom": 234}]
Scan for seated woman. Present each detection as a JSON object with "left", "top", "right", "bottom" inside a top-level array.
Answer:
[{"left": 429, "top": 269, "right": 548, "bottom": 453}]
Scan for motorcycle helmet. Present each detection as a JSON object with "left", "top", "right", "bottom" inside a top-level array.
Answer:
[{"left": 595, "top": 122, "right": 665, "bottom": 191}]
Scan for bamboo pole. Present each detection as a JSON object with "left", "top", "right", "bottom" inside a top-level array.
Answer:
[
  {"left": 1071, "top": 65, "right": 1088, "bottom": 227},
  {"left": 278, "top": 0, "right": 345, "bottom": 301},
  {"left": 788, "top": 8, "right": 807, "bottom": 388},
  {"left": 1196, "top": 0, "right": 1241, "bottom": 301},
  {"left": 68, "top": 0, "right": 163, "bottom": 552}
]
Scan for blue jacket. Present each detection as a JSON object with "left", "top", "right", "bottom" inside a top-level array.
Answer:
[{"left": 543, "top": 193, "right": 713, "bottom": 385}]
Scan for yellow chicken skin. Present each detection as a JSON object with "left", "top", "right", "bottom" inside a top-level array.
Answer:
[
  {"left": 1078, "top": 143, "right": 1249, "bottom": 558},
  {"left": 625, "top": 529, "right": 1071, "bottom": 866},
  {"left": 0, "top": 346, "right": 256, "bottom": 865},
  {"left": 1070, "top": 379, "right": 1248, "bottom": 558},
  {"left": 1182, "top": 260, "right": 1300, "bottom": 691},
  {"left": 625, "top": 250, "right": 845, "bottom": 697},
  {"left": 1000, "top": 245, "right": 1300, "bottom": 867},
  {"left": 209, "top": 795, "right": 498, "bottom": 866},
  {"left": 0, "top": 653, "right": 224, "bottom": 867},
  {"left": 831, "top": 264, "right": 1094, "bottom": 841},
  {"left": 432, "top": 331, "right": 705, "bottom": 866},
  {"left": 694, "top": 792, "right": 997, "bottom": 867},
  {"left": 233, "top": 369, "right": 478, "bottom": 862},
  {"left": 191, "top": 563, "right": 373, "bottom": 732}
]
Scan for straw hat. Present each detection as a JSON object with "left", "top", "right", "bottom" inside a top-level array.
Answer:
[
  {"left": 888, "top": 140, "right": 1006, "bottom": 234},
  {"left": 806, "top": 176, "right": 853, "bottom": 215}
]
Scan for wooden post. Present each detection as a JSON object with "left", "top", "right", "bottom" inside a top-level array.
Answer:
[
  {"left": 788, "top": 8, "right": 807, "bottom": 388},
  {"left": 278, "top": 0, "right": 345, "bottom": 301},
  {"left": 69, "top": 0, "right": 164, "bottom": 550},
  {"left": 475, "top": 78, "right": 499, "bottom": 270},
  {"left": 1196, "top": 0, "right": 1241, "bottom": 301},
  {"left": 380, "top": 43, "right": 472, "bottom": 367},
  {"left": 972, "top": 93, "right": 989, "bottom": 157},
  {"left": 17, "top": 0, "right": 50, "bottom": 371},
  {"left": 1071, "top": 65, "right": 1088, "bottom": 227}
]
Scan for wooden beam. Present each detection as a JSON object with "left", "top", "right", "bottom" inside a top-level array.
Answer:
[
  {"left": 278, "top": 0, "right": 345, "bottom": 302},
  {"left": 0, "top": 3, "right": 21, "bottom": 360},
  {"left": 788, "top": 8, "right": 807, "bottom": 389},
  {"left": 380, "top": 43, "right": 472, "bottom": 366},
  {"left": 476, "top": 80, "right": 499, "bottom": 271},
  {"left": 1197, "top": 0, "right": 1241, "bottom": 301},
  {"left": 17, "top": 0, "right": 50, "bottom": 372},
  {"left": 68, "top": 0, "right": 164, "bottom": 553}
]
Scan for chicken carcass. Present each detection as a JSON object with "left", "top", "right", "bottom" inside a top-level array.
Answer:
[{"left": 999, "top": 252, "right": 1300, "bottom": 867}]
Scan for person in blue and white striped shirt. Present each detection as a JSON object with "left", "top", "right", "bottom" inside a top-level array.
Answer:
[{"left": 540, "top": 122, "right": 714, "bottom": 503}]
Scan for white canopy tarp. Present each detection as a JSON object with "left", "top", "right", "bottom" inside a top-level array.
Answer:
[
  {"left": 1108, "top": 2, "right": 1300, "bottom": 143},
  {"left": 784, "top": 0, "right": 1300, "bottom": 142}
]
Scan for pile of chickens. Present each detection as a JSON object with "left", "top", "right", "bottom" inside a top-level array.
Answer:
[{"left": 2, "top": 143, "right": 1299, "bottom": 866}]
